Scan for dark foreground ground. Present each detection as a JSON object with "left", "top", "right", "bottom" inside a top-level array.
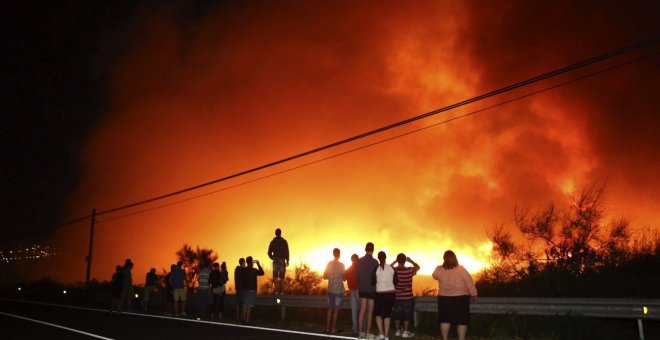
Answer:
[
  {"left": 1, "top": 297, "right": 657, "bottom": 339},
  {"left": 0, "top": 299, "right": 353, "bottom": 340}
]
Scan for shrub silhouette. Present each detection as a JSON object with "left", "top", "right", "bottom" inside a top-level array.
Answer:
[
  {"left": 260, "top": 263, "right": 324, "bottom": 295},
  {"left": 480, "top": 182, "right": 660, "bottom": 297}
]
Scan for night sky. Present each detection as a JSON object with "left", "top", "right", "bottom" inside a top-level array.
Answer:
[
  {"left": 2, "top": 1, "right": 126, "bottom": 243},
  {"left": 2, "top": 1, "right": 659, "bottom": 283}
]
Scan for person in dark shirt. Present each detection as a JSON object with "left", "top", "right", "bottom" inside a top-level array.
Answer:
[
  {"left": 110, "top": 265, "right": 123, "bottom": 313},
  {"left": 267, "top": 228, "right": 289, "bottom": 295},
  {"left": 164, "top": 264, "right": 176, "bottom": 316},
  {"left": 170, "top": 261, "right": 187, "bottom": 317},
  {"left": 234, "top": 258, "right": 246, "bottom": 319},
  {"left": 241, "top": 256, "right": 264, "bottom": 324},
  {"left": 209, "top": 262, "right": 229, "bottom": 319},
  {"left": 120, "top": 259, "right": 134, "bottom": 312},
  {"left": 345, "top": 254, "right": 361, "bottom": 335},
  {"left": 143, "top": 268, "right": 158, "bottom": 312},
  {"left": 357, "top": 242, "right": 379, "bottom": 338}
]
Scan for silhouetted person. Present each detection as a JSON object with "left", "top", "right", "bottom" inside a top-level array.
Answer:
[
  {"left": 197, "top": 261, "right": 211, "bottom": 319},
  {"left": 120, "top": 259, "right": 134, "bottom": 311},
  {"left": 210, "top": 262, "right": 229, "bottom": 319},
  {"left": 392, "top": 253, "right": 420, "bottom": 338},
  {"left": 432, "top": 250, "right": 477, "bottom": 340},
  {"left": 234, "top": 258, "right": 246, "bottom": 319},
  {"left": 110, "top": 265, "right": 123, "bottom": 313},
  {"left": 241, "top": 256, "right": 264, "bottom": 324},
  {"left": 164, "top": 264, "right": 176, "bottom": 316},
  {"left": 357, "top": 242, "right": 379, "bottom": 339},
  {"left": 267, "top": 228, "right": 289, "bottom": 295},
  {"left": 323, "top": 248, "right": 345, "bottom": 334},
  {"left": 345, "top": 254, "right": 361, "bottom": 335},
  {"left": 143, "top": 268, "right": 158, "bottom": 312},
  {"left": 374, "top": 251, "right": 396, "bottom": 340},
  {"left": 170, "top": 261, "right": 187, "bottom": 317}
]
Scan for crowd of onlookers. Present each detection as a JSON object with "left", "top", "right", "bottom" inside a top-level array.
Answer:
[{"left": 110, "top": 228, "right": 477, "bottom": 340}]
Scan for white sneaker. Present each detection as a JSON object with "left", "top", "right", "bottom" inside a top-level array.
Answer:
[
  {"left": 402, "top": 331, "right": 414, "bottom": 338},
  {"left": 358, "top": 332, "right": 366, "bottom": 339},
  {"left": 395, "top": 330, "right": 401, "bottom": 337},
  {"left": 376, "top": 335, "right": 385, "bottom": 340},
  {"left": 366, "top": 334, "right": 376, "bottom": 340}
]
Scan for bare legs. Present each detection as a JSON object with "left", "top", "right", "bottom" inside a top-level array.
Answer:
[
  {"left": 375, "top": 316, "right": 383, "bottom": 336},
  {"left": 384, "top": 317, "right": 391, "bottom": 338},
  {"left": 326, "top": 308, "right": 339, "bottom": 333},
  {"left": 174, "top": 299, "right": 186, "bottom": 316},
  {"left": 440, "top": 323, "right": 468, "bottom": 340},
  {"left": 457, "top": 325, "right": 467, "bottom": 340},
  {"left": 375, "top": 316, "right": 391, "bottom": 338},
  {"left": 395, "top": 319, "right": 411, "bottom": 334},
  {"left": 440, "top": 323, "right": 450, "bottom": 340},
  {"left": 242, "top": 306, "right": 252, "bottom": 323},
  {"left": 358, "top": 298, "right": 375, "bottom": 335}
]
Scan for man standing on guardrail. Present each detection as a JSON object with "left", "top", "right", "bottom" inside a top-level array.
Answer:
[
  {"left": 267, "top": 228, "right": 289, "bottom": 295},
  {"left": 242, "top": 256, "right": 264, "bottom": 324},
  {"left": 357, "top": 242, "right": 379, "bottom": 339},
  {"left": 323, "top": 248, "right": 346, "bottom": 334}
]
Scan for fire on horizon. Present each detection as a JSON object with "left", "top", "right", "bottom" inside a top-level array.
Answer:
[{"left": 29, "top": 1, "right": 659, "bottom": 284}]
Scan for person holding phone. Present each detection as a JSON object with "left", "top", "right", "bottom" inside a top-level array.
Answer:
[{"left": 241, "top": 256, "right": 264, "bottom": 324}]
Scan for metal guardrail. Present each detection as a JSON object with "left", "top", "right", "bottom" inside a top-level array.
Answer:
[
  {"left": 237, "top": 294, "right": 659, "bottom": 320},
  {"left": 220, "top": 294, "right": 658, "bottom": 340}
]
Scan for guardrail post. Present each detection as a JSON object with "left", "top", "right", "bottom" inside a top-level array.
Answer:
[
  {"left": 281, "top": 305, "right": 286, "bottom": 321},
  {"left": 637, "top": 319, "right": 644, "bottom": 340}
]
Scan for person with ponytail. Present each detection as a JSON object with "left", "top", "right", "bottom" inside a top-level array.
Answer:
[{"left": 372, "top": 251, "right": 396, "bottom": 340}]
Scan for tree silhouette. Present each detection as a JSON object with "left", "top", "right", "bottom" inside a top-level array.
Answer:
[
  {"left": 481, "top": 183, "right": 659, "bottom": 296},
  {"left": 260, "top": 263, "right": 324, "bottom": 295},
  {"left": 175, "top": 244, "right": 217, "bottom": 290}
]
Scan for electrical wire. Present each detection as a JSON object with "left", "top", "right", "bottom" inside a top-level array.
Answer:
[
  {"left": 96, "top": 51, "right": 660, "bottom": 224},
  {"left": 58, "top": 36, "right": 660, "bottom": 227}
]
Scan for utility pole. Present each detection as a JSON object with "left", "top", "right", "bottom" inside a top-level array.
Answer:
[{"left": 85, "top": 209, "right": 96, "bottom": 289}]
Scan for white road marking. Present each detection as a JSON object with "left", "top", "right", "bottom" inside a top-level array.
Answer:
[
  {"left": 1, "top": 298, "right": 354, "bottom": 339},
  {"left": 0, "top": 311, "right": 115, "bottom": 340}
]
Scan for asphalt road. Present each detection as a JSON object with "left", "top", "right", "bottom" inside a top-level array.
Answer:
[{"left": 0, "top": 299, "right": 352, "bottom": 340}]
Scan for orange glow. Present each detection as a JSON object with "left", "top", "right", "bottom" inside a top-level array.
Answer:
[{"left": 37, "top": 2, "right": 659, "bottom": 286}]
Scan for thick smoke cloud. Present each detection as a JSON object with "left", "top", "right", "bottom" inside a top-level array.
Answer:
[{"left": 47, "top": 1, "right": 659, "bottom": 282}]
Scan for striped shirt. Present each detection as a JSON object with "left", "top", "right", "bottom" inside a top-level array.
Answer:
[
  {"left": 198, "top": 268, "right": 211, "bottom": 289},
  {"left": 394, "top": 266, "right": 416, "bottom": 300}
]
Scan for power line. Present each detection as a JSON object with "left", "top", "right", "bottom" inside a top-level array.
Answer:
[
  {"left": 59, "top": 36, "right": 659, "bottom": 226},
  {"left": 96, "top": 51, "right": 660, "bottom": 224}
]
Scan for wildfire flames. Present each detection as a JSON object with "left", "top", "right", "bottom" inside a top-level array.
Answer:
[{"left": 41, "top": 1, "right": 659, "bottom": 284}]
